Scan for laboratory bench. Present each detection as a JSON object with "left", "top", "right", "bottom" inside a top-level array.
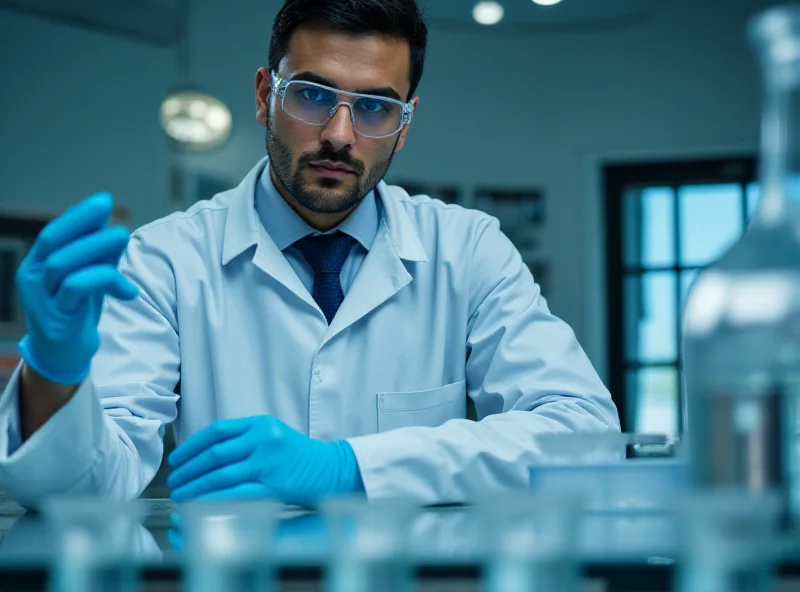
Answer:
[{"left": 0, "top": 497, "right": 799, "bottom": 592}]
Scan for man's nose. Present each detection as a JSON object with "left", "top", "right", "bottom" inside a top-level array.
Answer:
[{"left": 320, "top": 104, "right": 357, "bottom": 152}]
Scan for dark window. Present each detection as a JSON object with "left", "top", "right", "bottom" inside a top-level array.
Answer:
[{"left": 604, "top": 157, "right": 758, "bottom": 435}]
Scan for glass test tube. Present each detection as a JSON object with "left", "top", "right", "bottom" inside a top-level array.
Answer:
[
  {"left": 478, "top": 491, "right": 583, "bottom": 592},
  {"left": 42, "top": 497, "right": 145, "bottom": 592},
  {"left": 322, "top": 496, "right": 418, "bottom": 592},
  {"left": 676, "top": 490, "right": 782, "bottom": 592},
  {"left": 179, "top": 499, "right": 281, "bottom": 592}
]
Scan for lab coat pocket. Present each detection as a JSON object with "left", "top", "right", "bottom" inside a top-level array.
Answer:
[{"left": 377, "top": 380, "right": 467, "bottom": 433}]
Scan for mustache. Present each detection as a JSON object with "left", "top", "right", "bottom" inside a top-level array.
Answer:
[{"left": 299, "top": 148, "right": 365, "bottom": 175}]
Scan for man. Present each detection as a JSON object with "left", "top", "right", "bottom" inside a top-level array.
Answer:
[{"left": 0, "top": 0, "right": 618, "bottom": 508}]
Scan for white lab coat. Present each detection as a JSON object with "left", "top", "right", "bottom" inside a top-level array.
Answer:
[{"left": 0, "top": 156, "right": 619, "bottom": 507}]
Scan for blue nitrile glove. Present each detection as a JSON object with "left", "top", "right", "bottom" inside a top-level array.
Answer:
[
  {"left": 168, "top": 512, "right": 183, "bottom": 551},
  {"left": 167, "top": 416, "right": 365, "bottom": 506},
  {"left": 16, "top": 193, "right": 139, "bottom": 385}
]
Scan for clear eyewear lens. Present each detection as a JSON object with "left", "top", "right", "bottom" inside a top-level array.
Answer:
[{"left": 281, "top": 81, "right": 405, "bottom": 138}]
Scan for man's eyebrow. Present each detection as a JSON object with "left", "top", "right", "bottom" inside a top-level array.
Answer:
[
  {"left": 290, "top": 71, "right": 404, "bottom": 102},
  {"left": 356, "top": 86, "right": 403, "bottom": 102}
]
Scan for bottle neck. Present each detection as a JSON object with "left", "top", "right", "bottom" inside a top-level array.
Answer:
[{"left": 756, "top": 79, "right": 800, "bottom": 224}]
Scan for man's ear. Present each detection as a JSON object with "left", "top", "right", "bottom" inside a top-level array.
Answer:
[{"left": 255, "top": 67, "right": 272, "bottom": 127}]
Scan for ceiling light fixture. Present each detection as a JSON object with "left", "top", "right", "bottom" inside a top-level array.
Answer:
[
  {"left": 473, "top": 1, "right": 504, "bottom": 25},
  {"left": 160, "top": 89, "right": 232, "bottom": 149},
  {"left": 532, "top": 0, "right": 564, "bottom": 5},
  {"left": 160, "top": 0, "right": 232, "bottom": 151}
]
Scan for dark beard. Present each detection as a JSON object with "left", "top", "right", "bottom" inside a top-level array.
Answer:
[{"left": 266, "top": 126, "right": 397, "bottom": 215}]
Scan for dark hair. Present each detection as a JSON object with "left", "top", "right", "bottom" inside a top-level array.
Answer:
[{"left": 269, "top": 0, "right": 428, "bottom": 100}]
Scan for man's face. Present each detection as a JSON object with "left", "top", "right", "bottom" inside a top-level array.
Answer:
[{"left": 255, "top": 25, "right": 417, "bottom": 216}]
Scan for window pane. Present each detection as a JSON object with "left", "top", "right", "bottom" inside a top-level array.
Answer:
[
  {"left": 679, "top": 184, "right": 743, "bottom": 266},
  {"left": 623, "top": 187, "right": 675, "bottom": 268},
  {"left": 624, "top": 272, "right": 677, "bottom": 362},
  {"left": 626, "top": 366, "right": 679, "bottom": 436},
  {"left": 747, "top": 182, "right": 761, "bottom": 221}
]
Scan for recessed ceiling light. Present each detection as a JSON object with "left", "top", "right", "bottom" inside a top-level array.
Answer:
[
  {"left": 533, "top": 0, "right": 563, "bottom": 5},
  {"left": 473, "top": 1, "right": 504, "bottom": 25}
]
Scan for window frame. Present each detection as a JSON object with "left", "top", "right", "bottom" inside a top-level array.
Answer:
[{"left": 604, "top": 156, "right": 758, "bottom": 434}]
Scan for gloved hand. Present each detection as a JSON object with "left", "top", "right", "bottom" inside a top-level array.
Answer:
[
  {"left": 167, "top": 415, "right": 365, "bottom": 507},
  {"left": 17, "top": 193, "right": 139, "bottom": 385}
]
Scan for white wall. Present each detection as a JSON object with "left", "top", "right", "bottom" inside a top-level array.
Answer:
[
  {"left": 0, "top": 0, "right": 774, "bottom": 379},
  {"left": 0, "top": 10, "right": 174, "bottom": 228}
]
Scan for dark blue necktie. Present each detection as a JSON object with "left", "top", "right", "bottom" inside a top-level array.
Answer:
[{"left": 294, "top": 232, "right": 356, "bottom": 324}]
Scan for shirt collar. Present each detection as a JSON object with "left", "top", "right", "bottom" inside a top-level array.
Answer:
[{"left": 222, "top": 156, "right": 427, "bottom": 265}]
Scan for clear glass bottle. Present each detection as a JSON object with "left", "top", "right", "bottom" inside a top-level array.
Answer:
[
  {"left": 179, "top": 499, "right": 281, "bottom": 592},
  {"left": 322, "top": 497, "right": 418, "bottom": 592},
  {"left": 478, "top": 492, "right": 582, "bottom": 592},
  {"left": 676, "top": 491, "right": 782, "bottom": 592},
  {"left": 682, "top": 4, "right": 800, "bottom": 519},
  {"left": 42, "top": 498, "right": 146, "bottom": 592}
]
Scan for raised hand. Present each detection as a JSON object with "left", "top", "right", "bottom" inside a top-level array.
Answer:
[{"left": 17, "top": 193, "right": 139, "bottom": 385}]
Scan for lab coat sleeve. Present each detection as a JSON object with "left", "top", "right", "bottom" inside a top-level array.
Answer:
[
  {"left": 0, "top": 231, "right": 180, "bottom": 507},
  {"left": 347, "top": 217, "right": 620, "bottom": 504}
]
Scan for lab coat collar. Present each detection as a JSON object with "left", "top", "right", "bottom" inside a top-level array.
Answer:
[
  {"left": 374, "top": 180, "right": 429, "bottom": 263},
  {"left": 221, "top": 157, "right": 264, "bottom": 266},
  {"left": 222, "top": 156, "right": 429, "bottom": 265}
]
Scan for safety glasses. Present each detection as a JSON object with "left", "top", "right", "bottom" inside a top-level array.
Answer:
[{"left": 271, "top": 72, "right": 414, "bottom": 139}]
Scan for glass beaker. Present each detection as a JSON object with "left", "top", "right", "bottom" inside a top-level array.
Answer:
[
  {"left": 322, "top": 496, "right": 418, "bottom": 592},
  {"left": 682, "top": 4, "right": 800, "bottom": 523},
  {"left": 41, "top": 497, "right": 145, "bottom": 592},
  {"left": 477, "top": 491, "right": 583, "bottom": 592},
  {"left": 676, "top": 490, "right": 782, "bottom": 592},
  {"left": 534, "top": 431, "right": 628, "bottom": 464},
  {"left": 178, "top": 499, "right": 281, "bottom": 592}
]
